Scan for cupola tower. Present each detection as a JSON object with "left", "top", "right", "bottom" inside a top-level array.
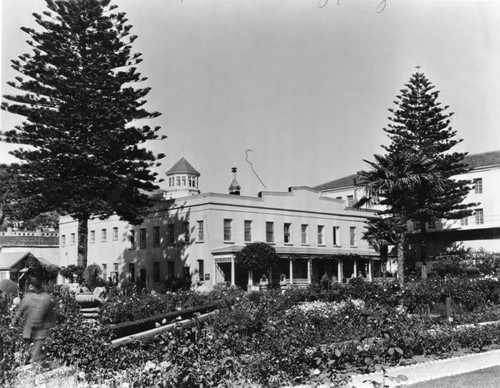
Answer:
[{"left": 164, "top": 157, "right": 201, "bottom": 199}]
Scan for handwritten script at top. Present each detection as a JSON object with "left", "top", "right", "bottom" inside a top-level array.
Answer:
[{"left": 318, "top": 0, "right": 387, "bottom": 13}]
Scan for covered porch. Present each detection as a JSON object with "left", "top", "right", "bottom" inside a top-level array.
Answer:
[{"left": 211, "top": 245, "right": 380, "bottom": 290}]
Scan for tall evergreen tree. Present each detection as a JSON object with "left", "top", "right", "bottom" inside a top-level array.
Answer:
[
  {"left": 360, "top": 70, "right": 475, "bottom": 278},
  {"left": 1, "top": 0, "right": 165, "bottom": 267}
]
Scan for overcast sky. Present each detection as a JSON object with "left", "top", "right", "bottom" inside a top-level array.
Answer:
[{"left": 2, "top": 0, "right": 499, "bottom": 196}]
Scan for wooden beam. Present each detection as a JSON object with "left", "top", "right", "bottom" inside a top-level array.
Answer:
[{"left": 109, "top": 310, "right": 219, "bottom": 348}]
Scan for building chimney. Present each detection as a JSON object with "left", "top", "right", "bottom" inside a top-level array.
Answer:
[{"left": 228, "top": 167, "right": 241, "bottom": 195}]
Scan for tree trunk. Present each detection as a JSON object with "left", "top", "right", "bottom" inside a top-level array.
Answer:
[
  {"left": 397, "top": 234, "right": 405, "bottom": 286},
  {"left": 420, "top": 223, "right": 428, "bottom": 279},
  {"left": 78, "top": 217, "right": 89, "bottom": 268}
]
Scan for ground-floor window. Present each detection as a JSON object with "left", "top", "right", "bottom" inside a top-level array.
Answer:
[
  {"left": 198, "top": 259, "right": 204, "bottom": 281},
  {"left": 153, "top": 262, "right": 160, "bottom": 283},
  {"left": 129, "top": 263, "right": 135, "bottom": 283}
]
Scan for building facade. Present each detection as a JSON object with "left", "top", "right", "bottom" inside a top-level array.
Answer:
[
  {"left": 314, "top": 150, "right": 500, "bottom": 254},
  {"left": 59, "top": 159, "right": 379, "bottom": 291}
]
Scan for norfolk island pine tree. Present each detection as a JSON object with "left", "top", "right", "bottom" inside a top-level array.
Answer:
[
  {"left": 358, "top": 70, "right": 475, "bottom": 279},
  {"left": 1, "top": 0, "right": 166, "bottom": 267}
]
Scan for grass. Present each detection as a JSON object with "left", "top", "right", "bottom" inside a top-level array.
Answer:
[{"left": 407, "top": 365, "right": 500, "bottom": 388}]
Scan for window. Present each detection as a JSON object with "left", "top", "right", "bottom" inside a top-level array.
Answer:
[
  {"left": 129, "top": 263, "right": 135, "bottom": 283},
  {"left": 129, "top": 230, "right": 135, "bottom": 249},
  {"left": 413, "top": 221, "right": 421, "bottom": 231},
  {"left": 336, "top": 196, "right": 342, "bottom": 200},
  {"left": 101, "top": 228, "right": 107, "bottom": 242},
  {"left": 90, "top": 230, "right": 95, "bottom": 243},
  {"left": 61, "top": 235, "right": 66, "bottom": 247},
  {"left": 139, "top": 228, "right": 146, "bottom": 248},
  {"left": 317, "top": 225, "right": 324, "bottom": 245},
  {"left": 473, "top": 178, "right": 483, "bottom": 194},
  {"left": 428, "top": 220, "right": 436, "bottom": 230},
  {"left": 168, "top": 261, "right": 175, "bottom": 278},
  {"left": 350, "top": 227, "right": 357, "bottom": 247},
  {"left": 333, "top": 226, "right": 340, "bottom": 246},
  {"left": 70, "top": 233, "right": 76, "bottom": 245},
  {"left": 176, "top": 176, "right": 180, "bottom": 186},
  {"left": 198, "top": 260, "right": 204, "bottom": 281},
  {"left": 114, "top": 262, "right": 118, "bottom": 272},
  {"left": 475, "top": 209, "right": 484, "bottom": 225},
  {"left": 460, "top": 217, "right": 468, "bottom": 226},
  {"left": 113, "top": 227, "right": 119, "bottom": 241},
  {"left": 284, "top": 223, "right": 291, "bottom": 244},
  {"left": 224, "top": 219, "right": 232, "bottom": 241},
  {"left": 153, "top": 226, "right": 160, "bottom": 246},
  {"left": 347, "top": 195, "right": 354, "bottom": 207},
  {"left": 167, "top": 224, "right": 175, "bottom": 245},
  {"left": 102, "top": 264, "right": 107, "bottom": 280},
  {"left": 153, "top": 262, "right": 160, "bottom": 283},
  {"left": 301, "top": 224, "right": 308, "bottom": 245},
  {"left": 266, "top": 222, "right": 274, "bottom": 243},
  {"left": 197, "top": 221, "right": 204, "bottom": 241},
  {"left": 183, "top": 222, "right": 190, "bottom": 242},
  {"left": 244, "top": 220, "right": 252, "bottom": 242}
]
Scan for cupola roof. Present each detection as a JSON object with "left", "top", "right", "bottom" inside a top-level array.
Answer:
[{"left": 166, "top": 157, "right": 200, "bottom": 176}]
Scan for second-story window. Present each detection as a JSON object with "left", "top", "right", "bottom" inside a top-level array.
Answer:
[
  {"left": 475, "top": 209, "right": 484, "bottom": 225},
  {"left": 460, "top": 217, "right": 468, "bottom": 226},
  {"left": 139, "top": 228, "right": 146, "bottom": 248},
  {"left": 333, "top": 226, "right": 340, "bottom": 246},
  {"left": 90, "top": 230, "right": 95, "bottom": 243},
  {"left": 129, "top": 230, "right": 135, "bottom": 249},
  {"left": 61, "top": 235, "right": 66, "bottom": 247},
  {"left": 70, "top": 233, "right": 76, "bottom": 245},
  {"left": 113, "top": 227, "right": 118, "bottom": 241},
  {"left": 284, "top": 223, "right": 291, "bottom": 243},
  {"left": 197, "top": 221, "right": 204, "bottom": 241},
  {"left": 153, "top": 226, "right": 160, "bottom": 246},
  {"left": 101, "top": 229, "right": 107, "bottom": 242},
  {"left": 183, "top": 222, "right": 190, "bottom": 242},
  {"left": 473, "top": 178, "right": 483, "bottom": 194},
  {"left": 347, "top": 195, "right": 354, "bottom": 207},
  {"left": 266, "top": 222, "right": 274, "bottom": 243},
  {"left": 350, "top": 227, "right": 357, "bottom": 247},
  {"left": 224, "top": 219, "right": 232, "bottom": 241},
  {"left": 167, "top": 224, "right": 175, "bottom": 245},
  {"left": 244, "top": 220, "right": 252, "bottom": 242},
  {"left": 301, "top": 224, "right": 308, "bottom": 245},
  {"left": 317, "top": 225, "right": 324, "bottom": 245}
]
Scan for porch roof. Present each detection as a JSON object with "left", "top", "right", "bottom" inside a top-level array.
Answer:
[
  {"left": 211, "top": 244, "right": 379, "bottom": 259},
  {"left": 0, "top": 252, "right": 34, "bottom": 271}
]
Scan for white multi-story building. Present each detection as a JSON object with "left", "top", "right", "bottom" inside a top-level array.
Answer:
[
  {"left": 59, "top": 158, "right": 379, "bottom": 291},
  {"left": 313, "top": 150, "right": 500, "bottom": 254}
]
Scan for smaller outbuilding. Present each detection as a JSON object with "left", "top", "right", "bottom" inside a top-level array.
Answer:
[{"left": 0, "top": 251, "right": 59, "bottom": 290}]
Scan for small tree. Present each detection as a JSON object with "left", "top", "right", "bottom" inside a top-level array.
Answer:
[
  {"left": 82, "top": 263, "right": 103, "bottom": 291},
  {"left": 235, "top": 242, "right": 281, "bottom": 284},
  {"left": 60, "top": 264, "right": 85, "bottom": 283}
]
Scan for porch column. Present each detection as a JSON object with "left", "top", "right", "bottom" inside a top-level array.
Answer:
[
  {"left": 367, "top": 259, "right": 373, "bottom": 281},
  {"left": 353, "top": 259, "right": 358, "bottom": 278},
  {"left": 307, "top": 259, "right": 312, "bottom": 284},
  {"left": 289, "top": 259, "right": 294, "bottom": 285},
  {"left": 212, "top": 260, "right": 217, "bottom": 287},
  {"left": 231, "top": 257, "right": 236, "bottom": 286},
  {"left": 337, "top": 259, "right": 344, "bottom": 283},
  {"left": 248, "top": 269, "right": 253, "bottom": 287}
]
